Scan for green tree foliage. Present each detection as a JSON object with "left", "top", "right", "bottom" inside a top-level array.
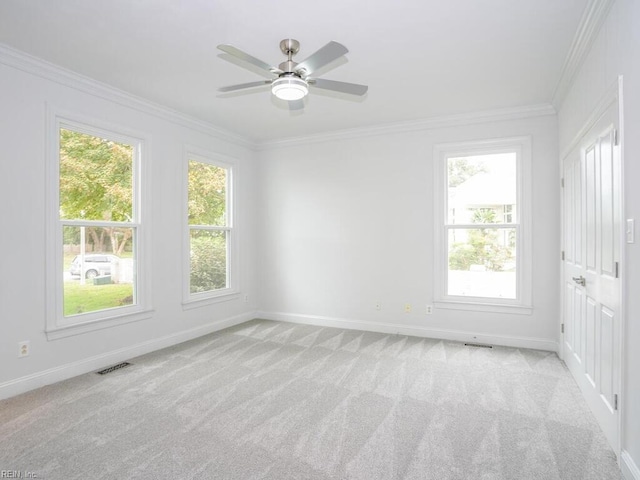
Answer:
[
  {"left": 188, "top": 161, "right": 228, "bottom": 293},
  {"left": 471, "top": 207, "right": 498, "bottom": 224},
  {"left": 190, "top": 232, "right": 227, "bottom": 293},
  {"left": 59, "top": 129, "right": 133, "bottom": 254},
  {"left": 448, "top": 209, "right": 514, "bottom": 271},
  {"left": 188, "top": 161, "right": 226, "bottom": 226},
  {"left": 447, "top": 157, "right": 487, "bottom": 188},
  {"left": 59, "top": 129, "right": 133, "bottom": 221}
]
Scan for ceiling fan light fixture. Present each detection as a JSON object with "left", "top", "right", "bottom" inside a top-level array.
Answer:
[
  {"left": 272, "top": 76, "right": 308, "bottom": 101},
  {"left": 218, "top": 40, "right": 368, "bottom": 104}
]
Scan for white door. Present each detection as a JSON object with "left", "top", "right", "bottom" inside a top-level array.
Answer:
[{"left": 562, "top": 99, "right": 621, "bottom": 453}]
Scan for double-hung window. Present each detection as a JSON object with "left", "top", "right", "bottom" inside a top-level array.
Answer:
[
  {"left": 46, "top": 114, "right": 150, "bottom": 339},
  {"left": 434, "top": 137, "right": 532, "bottom": 313},
  {"left": 184, "top": 150, "right": 237, "bottom": 306}
]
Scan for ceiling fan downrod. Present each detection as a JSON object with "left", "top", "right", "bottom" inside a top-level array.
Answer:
[{"left": 278, "top": 39, "right": 301, "bottom": 75}]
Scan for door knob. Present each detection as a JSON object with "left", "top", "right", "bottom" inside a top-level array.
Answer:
[{"left": 572, "top": 276, "right": 586, "bottom": 286}]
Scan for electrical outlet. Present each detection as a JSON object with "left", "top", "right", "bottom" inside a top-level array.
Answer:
[
  {"left": 18, "top": 341, "right": 30, "bottom": 358},
  {"left": 404, "top": 303, "right": 412, "bottom": 313},
  {"left": 375, "top": 301, "right": 381, "bottom": 311},
  {"left": 426, "top": 305, "right": 433, "bottom": 314}
]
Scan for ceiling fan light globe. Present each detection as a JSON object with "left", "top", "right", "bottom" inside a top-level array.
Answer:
[{"left": 272, "top": 76, "right": 308, "bottom": 101}]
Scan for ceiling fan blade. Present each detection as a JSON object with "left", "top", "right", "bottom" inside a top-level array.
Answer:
[
  {"left": 310, "top": 78, "right": 368, "bottom": 96},
  {"left": 295, "top": 41, "right": 348, "bottom": 76},
  {"left": 217, "top": 44, "right": 282, "bottom": 75},
  {"left": 218, "top": 80, "right": 271, "bottom": 92}
]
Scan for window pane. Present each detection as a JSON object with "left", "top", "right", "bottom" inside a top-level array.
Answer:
[
  {"left": 63, "top": 225, "right": 135, "bottom": 316},
  {"left": 188, "top": 161, "right": 227, "bottom": 226},
  {"left": 190, "top": 229, "right": 228, "bottom": 293},
  {"left": 447, "top": 153, "right": 516, "bottom": 224},
  {"left": 447, "top": 228, "right": 516, "bottom": 299},
  {"left": 59, "top": 128, "right": 133, "bottom": 221}
]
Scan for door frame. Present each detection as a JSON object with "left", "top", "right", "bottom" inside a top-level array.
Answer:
[{"left": 559, "top": 75, "right": 625, "bottom": 457}]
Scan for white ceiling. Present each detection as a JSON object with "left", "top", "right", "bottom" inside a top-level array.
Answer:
[{"left": 0, "top": 0, "right": 587, "bottom": 143}]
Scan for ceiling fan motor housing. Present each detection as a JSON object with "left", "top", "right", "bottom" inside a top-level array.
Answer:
[{"left": 279, "top": 60, "right": 299, "bottom": 73}]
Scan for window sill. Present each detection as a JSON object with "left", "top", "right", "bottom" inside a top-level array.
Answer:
[
  {"left": 46, "top": 308, "right": 154, "bottom": 340},
  {"left": 182, "top": 291, "right": 240, "bottom": 310},
  {"left": 434, "top": 300, "right": 532, "bottom": 315}
]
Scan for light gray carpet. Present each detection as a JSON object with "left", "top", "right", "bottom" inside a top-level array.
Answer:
[{"left": 0, "top": 319, "right": 622, "bottom": 479}]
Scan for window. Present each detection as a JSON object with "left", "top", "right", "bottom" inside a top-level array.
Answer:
[
  {"left": 46, "top": 114, "right": 150, "bottom": 339},
  {"left": 434, "top": 137, "right": 532, "bottom": 313},
  {"left": 184, "top": 150, "right": 237, "bottom": 306}
]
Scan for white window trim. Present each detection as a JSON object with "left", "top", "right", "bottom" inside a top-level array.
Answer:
[
  {"left": 433, "top": 136, "right": 532, "bottom": 315},
  {"left": 182, "top": 146, "right": 240, "bottom": 309},
  {"left": 45, "top": 107, "right": 152, "bottom": 340}
]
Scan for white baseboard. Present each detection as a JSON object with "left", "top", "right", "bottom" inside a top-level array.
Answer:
[
  {"left": 622, "top": 450, "right": 640, "bottom": 480},
  {"left": 0, "top": 311, "right": 255, "bottom": 401},
  {"left": 257, "top": 311, "right": 558, "bottom": 352}
]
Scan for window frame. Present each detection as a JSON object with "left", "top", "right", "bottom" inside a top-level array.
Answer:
[
  {"left": 45, "top": 109, "right": 152, "bottom": 340},
  {"left": 433, "top": 136, "right": 532, "bottom": 314},
  {"left": 182, "top": 147, "right": 239, "bottom": 308}
]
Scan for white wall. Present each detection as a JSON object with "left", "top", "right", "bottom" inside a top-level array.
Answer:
[
  {"left": 0, "top": 53, "right": 259, "bottom": 398},
  {"left": 557, "top": 0, "right": 640, "bottom": 477},
  {"left": 257, "top": 114, "right": 560, "bottom": 350}
]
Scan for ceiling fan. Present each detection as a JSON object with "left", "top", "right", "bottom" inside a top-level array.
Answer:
[{"left": 217, "top": 39, "right": 368, "bottom": 105}]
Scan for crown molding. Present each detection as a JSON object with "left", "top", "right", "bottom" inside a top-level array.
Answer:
[
  {"left": 257, "top": 104, "right": 556, "bottom": 150},
  {"left": 0, "top": 43, "right": 255, "bottom": 150},
  {"left": 552, "top": 0, "right": 615, "bottom": 109}
]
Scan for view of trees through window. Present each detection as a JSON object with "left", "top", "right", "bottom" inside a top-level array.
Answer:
[
  {"left": 188, "top": 160, "right": 229, "bottom": 294},
  {"left": 446, "top": 152, "right": 518, "bottom": 299},
  {"left": 59, "top": 128, "right": 136, "bottom": 316}
]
